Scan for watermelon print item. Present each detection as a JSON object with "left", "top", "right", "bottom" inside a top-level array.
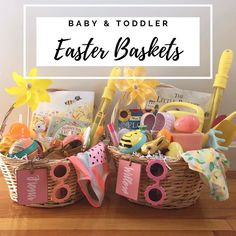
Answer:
[
  {"left": 68, "top": 142, "right": 109, "bottom": 207},
  {"left": 182, "top": 148, "right": 229, "bottom": 201}
]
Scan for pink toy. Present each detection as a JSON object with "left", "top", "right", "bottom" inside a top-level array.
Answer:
[
  {"left": 152, "top": 112, "right": 175, "bottom": 132},
  {"left": 140, "top": 112, "right": 175, "bottom": 132},
  {"left": 50, "top": 162, "right": 72, "bottom": 203},
  {"left": 140, "top": 113, "right": 156, "bottom": 131},
  {"left": 107, "top": 122, "right": 119, "bottom": 146},
  {"left": 172, "top": 133, "right": 203, "bottom": 152},
  {"left": 174, "top": 115, "right": 200, "bottom": 133},
  {"left": 63, "top": 134, "right": 83, "bottom": 146},
  {"left": 144, "top": 160, "right": 167, "bottom": 206}
]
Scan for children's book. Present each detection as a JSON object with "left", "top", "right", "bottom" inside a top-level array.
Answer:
[
  {"left": 30, "top": 91, "right": 94, "bottom": 138},
  {"left": 146, "top": 87, "right": 211, "bottom": 112},
  {"left": 117, "top": 109, "right": 151, "bottom": 130},
  {"left": 46, "top": 116, "right": 88, "bottom": 140}
]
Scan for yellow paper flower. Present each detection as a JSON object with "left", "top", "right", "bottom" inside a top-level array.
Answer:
[
  {"left": 5, "top": 68, "right": 52, "bottom": 111},
  {"left": 115, "top": 67, "right": 159, "bottom": 109}
]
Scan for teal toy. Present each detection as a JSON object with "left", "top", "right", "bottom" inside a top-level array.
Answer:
[
  {"left": 207, "top": 129, "right": 228, "bottom": 152},
  {"left": 119, "top": 126, "right": 147, "bottom": 154}
]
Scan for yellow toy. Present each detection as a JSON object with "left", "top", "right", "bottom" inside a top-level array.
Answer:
[
  {"left": 5, "top": 68, "right": 52, "bottom": 111},
  {"left": 90, "top": 68, "right": 118, "bottom": 146},
  {"left": 0, "top": 135, "right": 17, "bottom": 155},
  {"left": 141, "top": 136, "right": 169, "bottom": 155},
  {"left": 159, "top": 102, "right": 204, "bottom": 132},
  {"left": 166, "top": 142, "right": 183, "bottom": 159},
  {"left": 0, "top": 68, "right": 52, "bottom": 141},
  {"left": 90, "top": 67, "right": 159, "bottom": 147},
  {"left": 119, "top": 129, "right": 147, "bottom": 154},
  {"left": 203, "top": 49, "right": 234, "bottom": 132}
]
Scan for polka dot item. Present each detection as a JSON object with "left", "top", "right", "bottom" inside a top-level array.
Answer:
[
  {"left": 88, "top": 142, "right": 106, "bottom": 166},
  {"left": 68, "top": 142, "right": 109, "bottom": 207}
]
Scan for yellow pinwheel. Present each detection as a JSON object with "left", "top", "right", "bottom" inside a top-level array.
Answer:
[
  {"left": 5, "top": 68, "right": 52, "bottom": 111},
  {"left": 115, "top": 67, "right": 159, "bottom": 109}
]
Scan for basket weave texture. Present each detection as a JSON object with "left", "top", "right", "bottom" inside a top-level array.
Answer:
[
  {"left": 0, "top": 154, "right": 83, "bottom": 208},
  {"left": 109, "top": 146, "right": 203, "bottom": 209}
]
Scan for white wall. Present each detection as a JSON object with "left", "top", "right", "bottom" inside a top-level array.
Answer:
[{"left": 0, "top": 0, "right": 236, "bottom": 168}]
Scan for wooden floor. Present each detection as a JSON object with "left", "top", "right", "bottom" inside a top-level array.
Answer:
[{"left": 0, "top": 172, "right": 236, "bottom": 236}]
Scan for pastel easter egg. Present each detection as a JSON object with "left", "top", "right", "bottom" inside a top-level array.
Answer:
[
  {"left": 174, "top": 115, "right": 200, "bottom": 133},
  {"left": 166, "top": 142, "right": 183, "bottom": 158}
]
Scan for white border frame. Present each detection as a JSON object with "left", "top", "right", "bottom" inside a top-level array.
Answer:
[{"left": 23, "top": 4, "right": 213, "bottom": 79}]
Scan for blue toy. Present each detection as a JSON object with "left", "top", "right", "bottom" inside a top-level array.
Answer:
[{"left": 207, "top": 129, "right": 228, "bottom": 152}]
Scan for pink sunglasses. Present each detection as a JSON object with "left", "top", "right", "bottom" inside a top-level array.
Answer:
[
  {"left": 144, "top": 160, "right": 167, "bottom": 206},
  {"left": 50, "top": 162, "right": 72, "bottom": 203}
]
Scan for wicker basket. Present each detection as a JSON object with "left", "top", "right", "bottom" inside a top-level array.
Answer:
[
  {"left": 109, "top": 146, "right": 203, "bottom": 209},
  {"left": 0, "top": 154, "right": 83, "bottom": 208}
]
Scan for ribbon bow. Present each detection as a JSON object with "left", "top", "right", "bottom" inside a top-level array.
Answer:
[{"left": 112, "top": 67, "right": 159, "bottom": 109}]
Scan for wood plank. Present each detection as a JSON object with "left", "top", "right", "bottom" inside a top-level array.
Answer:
[
  {"left": 213, "top": 231, "right": 236, "bottom": 236},
  {"left": 0, "top": 202, "right": 236, "bottom": 220},
  {"left": 0, "top": 176, "right": 235, "bottom": 220},
  {"left": 227, "top": 220, "right": 236, "bottom": 230},
  {"left": 0, "top": 218, "right": 232, "bottom": 231},
  {"left": 0, "top": 195, "right": 235, "bottom": 219},
  {"left": 0, "top": 230, "right": 216, "bottom": 236}
]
